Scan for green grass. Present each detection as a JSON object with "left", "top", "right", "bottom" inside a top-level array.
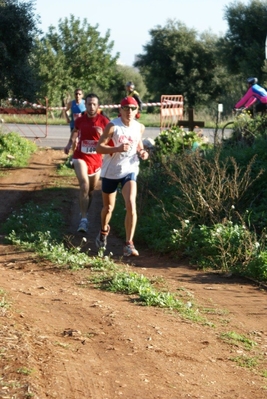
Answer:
[
  {"left": 0, "top": 131, "right": 37, "bottom": 167},
  {"left": 16, "top": 367, "right": 34, "bottom": 376},
  {"left": 1, "top": 131, "right": 267, "bottom": 378},
  {"left": 89, "top": 265, "right": 205, "bottom": 321},
  {"left": 0, "top": 111, "right": 230, "bottom": 129},
  {"left": 56, "top": 155, "right": 76, "bottom": 176},
  {"left": 0, "top": 112, "right": 161, "bottom": 127},
  {"left": 230, "top": 355, "right": 260, "bottom": 369},
  {"left": 220, "top": 331, "right": 257, "bottom": 350},
  {"left": 0, "top": 289, "right": 9, "bottom": 310},
  {"left": 2, "top": 196, "right": 205, "bottom": 323}
]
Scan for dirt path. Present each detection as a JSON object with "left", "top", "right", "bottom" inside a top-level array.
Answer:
[{"left": 0, "top": 148, "right": 266, "bottom": 399}]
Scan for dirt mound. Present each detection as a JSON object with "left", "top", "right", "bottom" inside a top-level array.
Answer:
[{"left": 0, "top": 148, "right": 266, "bottom": 399}]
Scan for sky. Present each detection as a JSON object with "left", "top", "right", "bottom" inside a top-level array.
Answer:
[{"left": 34, "top": 0, "right": 250, "bottom": 66}]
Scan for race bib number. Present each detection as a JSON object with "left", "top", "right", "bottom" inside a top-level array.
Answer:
[{"left": 81, "top": 140, "right": 97, "bottom": 154}]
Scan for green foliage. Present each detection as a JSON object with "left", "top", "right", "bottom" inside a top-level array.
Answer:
[
  {"left": 134, "top": 20, "right": 228, "bottom": 107},
  {"left": 138, "top": 288, "right": 184, "bottom": 310},
  {"left": 223, "top": 111, "right": 267, "bottom": 147},
  {"left": 220, "top": 0, "right": 267, "bottom": 82},
  {"left": 157, "top": 149, "right": 261, "bottom": 226},
  {"left": 113, "top": 127, "right": 267, "bottom": 281},
  {"left": 1, "top": 195, "right": 203, "bottom": 321},
  {"left": 0, "top": 289, "right": 9, "bottom": 309},
  {"left": 2, "top": 201, "right": 92, "bottom": 270},
  {"left": 0, "top": 132, "right": 37, "bottom": 167},
  {"left": 174, "top": 220, "right": 267, "bottom": 279},
  {"left": 9, "top": 230, "right": 91, "bottom": 270},
  {"left": 230, "top": 355, "right": 260, "bottom": 369},
  {"left": 153, "top": 126, "right": 211, "bottom": 160},
  {"left": 0, "top": 0, "right": 41, "bottom": 100},
  {"left": 90, "top": 267, "right": 203, "bottom": 321},
  {"left": 33, "top": 37, "right": 70, "bottom": 106},
  {"left": 34, "top": 15, "right": 120, "bottom": 106},
  {"left": 110, "top": 64, "right": 147, "bottom": 105},
  {"left": 2, "top": 200, "right": 64, "bottom": 242},
  {"left": 16, "top": 367, "right": 34, "bottom": 375},
  {"left": 220, "top": 331, "right": 257, "bottom": 350},
  {"left": 245, "top": 250, "right": 267, "bottom": 281},
  {"left": 220, "top": 132, "right": 267, "bottom": 232},
  {"left": 2, "top": 0, "right": 266, "bottom": 114},
  {"left": 107, "top": 271, "right": 152, "bottom": 294},
  {"left": 57, "top": 155, "right": 75, "bottom": 176}
]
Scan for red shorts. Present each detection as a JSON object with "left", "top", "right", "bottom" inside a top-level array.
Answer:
[{"left": 73, "top": 152, "right": 102, "bottom": 175}]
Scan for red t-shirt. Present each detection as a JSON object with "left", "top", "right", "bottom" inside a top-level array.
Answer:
[{"left": 73, "top": 113, "right": 109, "bottom": 174}]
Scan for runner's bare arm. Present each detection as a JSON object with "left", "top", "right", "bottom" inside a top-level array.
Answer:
[
  {"left": 96, "top": 123, "right": 131, "bottom": 154},
  {"left": 65, "top": 101, "right": 71, "bottom": 123},
  {"left": 64, "top": 128, "right": 79, "bottom": 155},
  {"left": 136, "top": 123, "right": 148, "bottom": 159}
]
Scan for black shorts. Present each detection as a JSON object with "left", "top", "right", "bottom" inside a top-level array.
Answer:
[{"left": 101, "top": 173, "right": 137, "bottom": 194}]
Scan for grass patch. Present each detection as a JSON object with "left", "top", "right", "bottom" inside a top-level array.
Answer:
[
  {"left": 89, "top": 264, "right": 205, "bottom": 323},
  {"left": 221, "top": 331, "right": 267, "bottom": 374},
  {"left": 0, "top": 289, "right": 9, "bottom": 310},
  {"left": 0, "top": 132, "right": 37, "bottom": 167},
  {"left": 220, "top": 331, "right": 257, "bottom": 350},
  {"left": 2, "top": 198, "right": 206, "bottom": 322},
  {"left": 230, "top": 355, "right": 260, "bottom": 369},
  {"left": 56, "top": 155, "right": 76, "bottom": 176},
  {"left": 16, "top": 367, "right": 34, "bottom": 376}
]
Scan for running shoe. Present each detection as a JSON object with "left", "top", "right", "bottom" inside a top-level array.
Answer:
[
  {"left": 95, "top": 225, "right": 110, "bottom": 249},
  {"left": 123, "top": 243, "right": 139, "bottom": 257},
  {"left": 77, "top": 219, "right": 88, "bottom": 233}
]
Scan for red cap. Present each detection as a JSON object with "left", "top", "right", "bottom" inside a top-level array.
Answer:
[{"left": 120, "top": 96, "right": 138, "bottom": 107}]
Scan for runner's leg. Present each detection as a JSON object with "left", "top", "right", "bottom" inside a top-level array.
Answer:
[
  {"left": 101, "top": 191, "right": 117, "bottom": 231},
  {"left": 88, "top": 170, "right": 101, "bottom": 210},
  {"left": 122, "top": 180, "right": 137, "bottom": 242},
  {"left": 73, "top": 159, "right": 90, "bottom": 219}
]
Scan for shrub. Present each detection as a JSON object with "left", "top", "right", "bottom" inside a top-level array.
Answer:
[
  {"left": 0, "top": 132, "right": 37, "bottom": 167},
  {"left": 152, "top": 126, "right": 210, "bottom": 162}
]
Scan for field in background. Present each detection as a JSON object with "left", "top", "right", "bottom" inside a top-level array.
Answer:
[{"left": 0, "top": 110, "right": 232, "bottom": 129}]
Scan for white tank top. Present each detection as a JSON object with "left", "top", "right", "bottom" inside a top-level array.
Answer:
[{"left": 100, "top": 117, "right": 141, "bottom": 179}]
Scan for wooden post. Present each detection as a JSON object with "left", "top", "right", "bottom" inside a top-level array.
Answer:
[{"left": 177, "top": 108, "right": 205, "bottom": 131}]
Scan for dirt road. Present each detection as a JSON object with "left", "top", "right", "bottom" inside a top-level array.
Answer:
[{"left": 0, "top": 148, "right": 266, "bottom": 399}]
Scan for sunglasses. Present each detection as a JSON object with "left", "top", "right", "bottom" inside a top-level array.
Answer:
[{"left": 121, "top": 106, "right": 137, "bottom": 111}]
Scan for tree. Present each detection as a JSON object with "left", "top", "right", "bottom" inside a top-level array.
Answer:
[
  {"left": 219, "top": 0, "right": 267, "bottom": 85},
  {"left": 0, "top": 0, "right": 41, "bottom": 101},
  {"left": 34, "top": 15, "right": 120, "bottom": 106},
  {"left": 134, "top": 20, "right": 225, "bottom": 109},
  {"left": 115, "top": 65, "right": 146, "bottom": 101}
]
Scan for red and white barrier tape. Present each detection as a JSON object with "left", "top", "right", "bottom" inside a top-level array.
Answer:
[
  {"left": 98, "top": 101, "right": 183, "bottom": 109},
  {"left": 6, "top": 99, "right": 183, "bottom": 110},
  {"left": 47, "top": 101, "right": 183, "bottom": 110}
]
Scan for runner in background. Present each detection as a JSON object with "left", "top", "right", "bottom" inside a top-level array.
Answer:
[
  {"left": 65, "top": 88, "right": 86, "bottom": 135},
  {"left": 65, "top": 89, "right": 109, "bottom": 153},
  {"left": 125, "top": 81, "right": 143, "bottom": 119}
]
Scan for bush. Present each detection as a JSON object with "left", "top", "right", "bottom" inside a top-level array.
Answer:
[
  {"left": 0, "top": 132, "right": 37, "bottom": 167},
  {"left": 112, "top": 123, "right": 267, "bottom": 281},
  {"left": 152, "top": 126, "right": 210, "bottom": 162}
]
